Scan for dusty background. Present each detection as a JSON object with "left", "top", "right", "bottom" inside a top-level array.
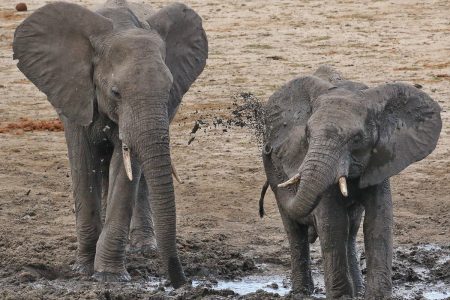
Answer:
[{"left": 0, "top": 0, "right": 449, "bottom": 299}]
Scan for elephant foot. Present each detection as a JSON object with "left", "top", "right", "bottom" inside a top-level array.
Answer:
[
  {"left": 92, "top": 271, "right": 131, "bottom": 282},
  {"left": 72, "top": 261, "right": 94, "bottom": 276}
]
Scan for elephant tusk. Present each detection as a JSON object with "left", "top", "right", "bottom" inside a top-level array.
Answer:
[
  {"left": 171, "top": 162, "right": 183, "bottom": 184},
  {"left": 278, "top": 173, "right": 300, "bottom": 188},
  {"left": 339, "top": 176, "right": 348, "bottom": 197},
  {"left": 122, "top": 143, "right": 133, "bottom": 181}
]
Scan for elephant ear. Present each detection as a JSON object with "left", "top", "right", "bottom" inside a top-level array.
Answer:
[
  {"left": 359, "top": 83, "right": 442, "bottom": 188},
  {"left": 13, "top": 2, "right": 113, "bottom": 126},
  {"left": 147, "top": 3, "right": 208, "bottom": 120},
  {"left": 264, "top": 76, "right": 333, "bottom": 178}
]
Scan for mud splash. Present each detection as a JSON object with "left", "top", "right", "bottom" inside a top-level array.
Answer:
[{"left": 187, "top": 92, "right": 266, "bottom": 147}]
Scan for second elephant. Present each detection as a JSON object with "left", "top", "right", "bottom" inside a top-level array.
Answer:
[{"left": 262, "top": 65, "right": 441, "bottom": 299}]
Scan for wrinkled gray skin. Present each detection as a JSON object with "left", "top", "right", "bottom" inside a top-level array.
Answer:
[
  {"left": 262, "top": 65, "right": 441, "bottom": 299},
  {"left": 13, "top": 0, "right": 207, "bottom": 288}
]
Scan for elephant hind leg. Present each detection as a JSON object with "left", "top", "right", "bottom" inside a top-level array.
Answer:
[
  {"left": 100, "top": 153, "right": 112, "bottom": 225},
  {"left": 94, "top": 145, "right": 140, "bottom": 281},
  {"left": 128, "top": 175, "right": 157, "bottom": 256}
]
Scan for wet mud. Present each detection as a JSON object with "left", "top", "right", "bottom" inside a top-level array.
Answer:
[{"left": 1, "top": 242, "right": 448, "bottom": 299}]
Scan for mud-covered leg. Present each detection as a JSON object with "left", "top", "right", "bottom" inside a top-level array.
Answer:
[
  {"left": 347, "top": 204, "right": 364, "bottom": 296},
  {"left": 93, "top": 147, "right": 140, "bottom": 281},
  {"left": 64, "top": 122, "right": 103, "bottom": 275},
  {"left": 263, "top": 153, "right": 314, "bottom": 295},
  {"left": 276, "top": 204, "right": 314, "bottom": 295},
  {"left": 128, "top": 175, "right": 157, "bottom": 255},
  {"left": 362, "top": 180, "right": 393, "bottom": 299},
  {"left": 314, "top": 190, "right": 353, "bottom": 299}
]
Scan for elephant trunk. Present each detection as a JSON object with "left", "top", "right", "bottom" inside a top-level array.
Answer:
[
  {"left": 129, "top": 99, "right": 186, "bottom": 288},
  {"left": 287, "top": 137, "right": 342, "bottom": 218}
]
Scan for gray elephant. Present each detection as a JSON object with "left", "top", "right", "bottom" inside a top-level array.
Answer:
[
  {"left": 262, "top": 65, "right": 441, "bottom": 299},
  {"left": 13, "top": 0, "right": 207, "bottom": 287}
]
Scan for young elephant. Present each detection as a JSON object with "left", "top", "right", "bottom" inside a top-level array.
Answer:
[
  {"left": 13, "top": 0, "right": 207, "bottom": 287},
  {"left": 262, "top": 65, "right": 441, "bottom": 299}
]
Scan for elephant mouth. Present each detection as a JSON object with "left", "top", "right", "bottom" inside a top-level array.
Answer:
[
  {"left": 121, "top": 142, "right": 183, "bottom": 184},
  {"left": 278, "top": 173, "right": 349, "bottom": 198}
]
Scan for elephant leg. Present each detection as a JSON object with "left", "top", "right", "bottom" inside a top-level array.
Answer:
[
  {"left": 275, "top": 201, "right": 313, "bottom": 295},
  {"left": 93, "top": 146, "right": 141, "bottom": 282},
  {"left": 128, "top": 175, "right": 157, "bottom": 255},
  {"left": 314, "top": 190, "right": 353, "bottom": 299},
  {"left": 347, "top": 203, "right": 364, "bottom": 296},
  {"left": 264, "top": 156, "right": 313, "bottom": 295},
  {"left": 64, "top": 122, "right": 103, "bottom": 275},
  {"left": 362, "top": 180, "right": 393, "bottom": 300},
  {"left": 100, "top": 154, "right": 111, "bottom": 225}
]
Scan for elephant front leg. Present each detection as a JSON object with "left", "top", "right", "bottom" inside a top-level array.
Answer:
[
  {"left": 93, "top": 148, "right": 140, "bottom": 282},
  {"left": 128, "top": 176, "right": 157, "bottom": 256},
  {"left": 362, "top": 180, "right": 393, "bottom": 300},
  {"left": 314, "top": 190, "right": 354, "bottom": 299},
  {"left": 64, "top": 124, "right": 103, "bottom": 276},
  {"left": 347, "top": 204, "right": 364, "bottom": 296},
  {"left": 276, "top": 203, "right": 314, "bottom": 296}
]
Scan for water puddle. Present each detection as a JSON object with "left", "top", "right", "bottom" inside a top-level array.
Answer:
[
  {"left": 193, "top": 274, "right": 448, "bottom": 299},
  {"left": 394, "top": 282, "right": 449, "bottom": 300},
  {"left": 193, "top": 275, "right": 291, "bottom": 296},
  {"left": 423, "top": 291, "right": 450, "bottom": 300}
]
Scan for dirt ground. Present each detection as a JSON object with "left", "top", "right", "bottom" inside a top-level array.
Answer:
[{"left": 0, "top": 0, "right": 449, "bottom": 299}]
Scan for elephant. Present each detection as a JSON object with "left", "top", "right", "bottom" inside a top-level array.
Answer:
[
  {"left": 13, "top": 0, "right": 207, "bottom": 288},
  {"left": 261, "top": 65, "right": 441, "bottom": 299}
]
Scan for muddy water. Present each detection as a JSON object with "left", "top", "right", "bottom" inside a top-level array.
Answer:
[
  {"left": 191, "top": 244, "right": 450, "bottom": 299},
  {"left": 1, "top": 242, "right": 448, "bottom": 299}
]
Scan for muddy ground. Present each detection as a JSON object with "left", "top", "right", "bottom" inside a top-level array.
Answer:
[{"left": 0, "top": 0, "right": 449, "bottom": 299}]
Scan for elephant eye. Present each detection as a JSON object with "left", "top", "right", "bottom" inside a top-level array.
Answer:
[
  {"left": 351, "top": 132, "right": 364, "bottom": 145},
  {"left": 305, "top": 126, "right": 311, "bottom": 143},
  {"left": 111, "top": 86, "right": 121, "bottom": 99}
]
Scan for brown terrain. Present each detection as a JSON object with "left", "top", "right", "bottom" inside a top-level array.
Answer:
[{"left": 0, "top": 0, "right": 449, "bottom": 299}]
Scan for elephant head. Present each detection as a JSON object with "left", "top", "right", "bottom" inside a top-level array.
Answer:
[
  {"left": 264, "top": 65, "right": 441, "bottom": 219},
  {"left": 13, "top": 1, "right": 207, "bottom": 287}
]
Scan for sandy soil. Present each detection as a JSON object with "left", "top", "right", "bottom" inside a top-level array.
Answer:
[{"left": 0, "top": 0, "right": 449, "bottom": 299}]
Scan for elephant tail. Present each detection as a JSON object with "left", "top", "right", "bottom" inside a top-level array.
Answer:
[{"left": 259, "top": 180, "right": 270, "bottom": 218}]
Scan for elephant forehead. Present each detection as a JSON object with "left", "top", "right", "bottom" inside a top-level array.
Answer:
[
  {"left": 107, "top": 30, "right": 164, "bottom": 58},
  {"left": 313, "top": 92, "right": 368, "bottom": 121}
]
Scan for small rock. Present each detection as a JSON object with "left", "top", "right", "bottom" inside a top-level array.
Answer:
[
  {"left": 268, "top": 282, "right": 279, "bottom": 289},
  {"left": 18, "top": 271, "right": 36, "bottom": 282},
  {"left": 242, "top": 258, "right": 255, "bottom": 271},
  {"left": 16, "top": 2, "right": 27, "bottom": 11}
]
